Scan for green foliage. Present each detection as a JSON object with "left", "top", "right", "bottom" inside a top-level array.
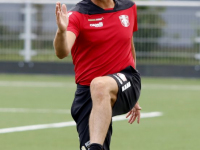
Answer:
[
  {"left": 134, "top": 7, "right": 165, "bottom": 52},
  {"left": 0, "top": 18, "right": 23, "bottom": 49},
  {"left": 194, "top": 27, "right": 200, "bottom": 51},
  {"left": 0, "top": 18, "right": 6, "bottom": 35}
]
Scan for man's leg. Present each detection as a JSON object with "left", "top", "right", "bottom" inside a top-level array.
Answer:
[{"left": 89, "top": 76, "right": 118, "bottom": 147}]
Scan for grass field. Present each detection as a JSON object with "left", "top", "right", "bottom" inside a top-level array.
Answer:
[{"left": 0, "top": 74, "right": 200, "bottom": 150}]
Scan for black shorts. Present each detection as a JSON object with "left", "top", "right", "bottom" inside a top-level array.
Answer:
[{"left": 71, "top": 66, "right": 141, "bottom": 150}]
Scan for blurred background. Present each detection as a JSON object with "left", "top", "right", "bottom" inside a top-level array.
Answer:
[
  {"left": 0, "top": 0, "right": 200, "bottom": 150},
  {"left": 0, "top": 0, "right": 200, "bottom": 76}
]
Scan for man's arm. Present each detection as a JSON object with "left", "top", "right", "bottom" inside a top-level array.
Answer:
[
  {"left": 53, "top": 2, "right": 76, "bottom": 59},
  {"left": 126, "top": 36, "right": 142, "bottom": 124},
  {"left": 54, "top": 30, "right": 76, "bottom": 59},
  {"left": 126, "top": 103, "right": 141, "bottom": 124},
  {"left": 131, "top": 36, "right": 136, "bottom": 68}
]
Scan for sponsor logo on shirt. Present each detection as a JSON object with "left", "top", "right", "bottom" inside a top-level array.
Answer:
[
  {"left": 119, "top": 15, "right": 130, "bottom": 27},
  {"left": 90, "top": 22, "right": 103, "bottom": 27},
  {"left": 122, "top": 82, "right": 131, "bottom": 92},
  {"left": 88, "top": 17, "right": 104, "bottom": 21}
]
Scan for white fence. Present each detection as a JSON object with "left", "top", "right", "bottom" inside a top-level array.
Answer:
[{"left": 0, "top": 0, "right": 200, "bottom": 64}]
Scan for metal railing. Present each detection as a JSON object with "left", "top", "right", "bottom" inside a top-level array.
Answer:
[{"left": 0, "top": 0, "right": 200, "bottom": 65}]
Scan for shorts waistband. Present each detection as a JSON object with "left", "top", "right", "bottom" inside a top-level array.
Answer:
[{"left": 77, "top": 84, "right": 90, "bottom": 89}]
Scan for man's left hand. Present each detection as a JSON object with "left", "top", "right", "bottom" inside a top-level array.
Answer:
[{"left": 126, "top": 102, "right": 141, "bottom": 124}]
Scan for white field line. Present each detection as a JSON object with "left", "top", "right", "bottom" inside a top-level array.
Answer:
[
  {"left": 0, "top": 108, "right": 70, "bottom": 114},
  {"left": 142, "top": 84, "right": 200, "bottom": 90},
  {"left": 0, "top": 112, "right": 162, "bottom": 134},
  {"left": 0, "top": 80, "right": 200, "bottom": 90},
  {"left": 0, "top": 81, "right": 75, "bottom": 88}
]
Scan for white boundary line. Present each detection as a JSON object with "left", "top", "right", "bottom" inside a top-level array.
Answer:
[
  {"left": 0, "top": 81, "right": 75, "bottom": 88},
  {"left": 0, "top": 81, "right": 200, "bottom": 90},
  {"left": 0, "top": 112, "right": 162, "bottom": 134},
  {"left": 0, "top": 108, "right": 71, "bottom": 114},
  {"left": 142, "top": 84, "right": 200, "bottom": 91}
]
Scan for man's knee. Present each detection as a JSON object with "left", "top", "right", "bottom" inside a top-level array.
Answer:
[{"left": 90, "top": 77, "right": 110, "bottom": 102}]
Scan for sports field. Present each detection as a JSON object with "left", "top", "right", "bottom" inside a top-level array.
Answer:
[{"left": 0, "top": 74, "right": 199, "bottom": 150}]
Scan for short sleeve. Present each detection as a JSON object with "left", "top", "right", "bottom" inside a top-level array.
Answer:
[
  {"left": 67, "top": 11, "right": 81, "bottom": 37},
  {"left": 132, "top": 4, "right": 138, "bottom": 32}
]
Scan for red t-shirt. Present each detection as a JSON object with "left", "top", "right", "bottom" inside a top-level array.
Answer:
[{"left": 67, "top": 0, "right": 138, "bottom": 86}]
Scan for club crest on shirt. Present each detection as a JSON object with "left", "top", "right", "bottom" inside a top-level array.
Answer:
[{"left": 119, "top": 15, "right": 130, "bottom": 27}]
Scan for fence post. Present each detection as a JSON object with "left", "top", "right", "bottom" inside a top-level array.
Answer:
[
  {"left": 19, "top": 0, "right": 36, "bottom": 62},
  {"left": 195, "top": 12, "right": 200, "bottom": 63}
]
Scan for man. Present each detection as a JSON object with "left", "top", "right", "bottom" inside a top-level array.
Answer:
[{"left": 54, "top": 0, "right": 141, "bottom": 150}]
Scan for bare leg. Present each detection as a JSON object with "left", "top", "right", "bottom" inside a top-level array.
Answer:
[{"left": 89, "top": 76, "right": 118, "bottom": 145}]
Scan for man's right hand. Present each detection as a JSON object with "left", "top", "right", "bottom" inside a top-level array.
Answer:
[{"left": 55, "top": 1, "right": 68, "bottom": 33}]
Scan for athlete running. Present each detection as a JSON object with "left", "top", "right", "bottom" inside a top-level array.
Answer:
[{"left": 54, "top": 0, "right": 142, "bottom": 150}]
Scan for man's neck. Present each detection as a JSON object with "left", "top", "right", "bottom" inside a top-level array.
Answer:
[{"left": 91, "top": 0, "right": 115, "bottom": 9}]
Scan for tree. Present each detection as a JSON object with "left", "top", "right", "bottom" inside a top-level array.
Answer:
[{"left": 134, "top": 6, "right": 165, "bottom": 53}]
